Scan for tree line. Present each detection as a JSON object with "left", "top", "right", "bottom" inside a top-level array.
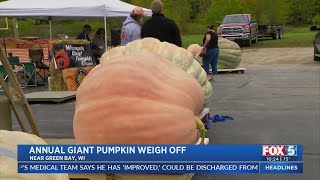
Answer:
[
  {"left": 0, "top": 0, "right": 319, "bottom": 25},
  {"left": 1, "top": 0, "right": 319, "bottom": 37},
  {"left": 123, "top": 0, "right": 320, "bottom": 25}
]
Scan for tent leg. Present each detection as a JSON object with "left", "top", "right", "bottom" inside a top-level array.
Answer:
[
  {"left": 2, "top": 35, "right": 7, "bottom": 56},
  {"left": 104, "top": 17, "right": 108, "bottom": 51},
  {"left": 49, "top": 18, "right": 52, "bottom": 41},
  {"left": 13, "top": 18, "right": 19, "bottom": 39}
]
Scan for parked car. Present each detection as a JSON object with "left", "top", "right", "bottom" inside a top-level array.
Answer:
[{"left": 314, "top": 32, "right": 320, "bottom": 61}]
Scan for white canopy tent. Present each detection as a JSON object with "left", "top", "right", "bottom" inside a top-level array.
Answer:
[
  {"left": 0, "top": 0, "right": 106, "bottom": 17},
  {"left": 101, "top": 0, "right": 152, "bottom": 17},
  {"left": 0, "top": 0, "right": 152, "bottom": 48}
]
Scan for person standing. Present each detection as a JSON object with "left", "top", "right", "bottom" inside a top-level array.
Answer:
[
  {"left": 92, "top": 28, "right": 106, "bottom": 65},
  {"left": 121, "top": 7, "right": 147, "bottom": 46},
  {"left": 141, "top": 0, "right": 182, "bottom": 47},
  {"left": 202, "top": 25, "right": 219, "bottom": 81},
  {"left": 76, "top": 24, "right": 92, "bottom": 42}
]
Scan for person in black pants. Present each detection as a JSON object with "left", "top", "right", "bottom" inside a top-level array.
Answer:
[
  {"left": 202, "top": 25, "right": 219, "bottom": 81},
  {"left": 141, "top": 0, "right": 182, "bottom": 47}
]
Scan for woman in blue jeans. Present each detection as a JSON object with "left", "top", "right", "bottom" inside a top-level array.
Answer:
[{"left": 202, "top": 25, "right": 219, "bottom": 81}]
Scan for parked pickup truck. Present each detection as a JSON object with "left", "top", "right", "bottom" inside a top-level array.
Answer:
[
  {"left": 217, "top": 14, "right": 258, "bottom": 47},
  {"left": 217, "top": 14, "right": 284, "bottom": 47}
]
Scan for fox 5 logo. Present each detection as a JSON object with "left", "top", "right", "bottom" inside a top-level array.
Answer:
[{"left": 262, "top": 145, "right": 297, "bottom": 156}]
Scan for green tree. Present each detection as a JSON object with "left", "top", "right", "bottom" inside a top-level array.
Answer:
[
  {"left": 189, "top": 0, "right": 211, "bottom": 22},
  {"left": 122, "top": 0, "right": 132, "bottom": 3},
  {"left": 287, "top": 0, "right": 318, "bottom": 24},
  {"left": 162, "top": 0, "right": 191, "bottom": 25},
  {"left": 196, "top": 0, "right": 289, "bottom": 25},
  {"left": 313, "top": 0, "right": 320, "bottom": 25},
  {"left": 132, "top": 0, "right": 191, "bottom": 26},
  {"left": 197, "top": 0, "right": 251, "bottom": 25},
  {"left": 240, "top": 0, "right": 289, "bottom": 24},
  {"left": 316, "top": 0, "right": 320, "bottom": 12},
  {"left": 130, "top": 0, "right": 153, "bottom": 9}
]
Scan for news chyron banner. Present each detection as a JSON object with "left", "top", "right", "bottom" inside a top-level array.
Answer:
[{"left": 17, "top": 145, "right": 303, "bottom": 174}]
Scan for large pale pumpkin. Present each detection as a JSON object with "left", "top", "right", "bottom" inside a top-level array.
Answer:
[
  {"left": 187, "top": 44, "right": 203, "bottom": 63},
  {"left": 0, "top": 130, "right": 69, "bottom": 180},
  {"left": 74, "top": 52, "right": 204, "bottom": 144},
  {"left": 187, "top": 37, "right": 242, "bottom": 69},
  {"left": 100, "top": 38, "right": 213, "bottom": 106}
]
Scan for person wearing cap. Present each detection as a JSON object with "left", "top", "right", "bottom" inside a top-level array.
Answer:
[
  {"left": 141, "top": 0, "right": 182, "bottom": 47},
  {"left": 77, "top": 24, "right": 92, "bottom": 42},
  {"left": 121, "top": 7, "right": 147, "bottom": 46}
]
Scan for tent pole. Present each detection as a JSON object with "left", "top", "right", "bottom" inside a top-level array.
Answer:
[
  {"left": 104, "top": 17, "right": 108, "bottom": 51},
  {"left": 49, "top": 17, "right": 52, "bottom": 41},
  {"left": 12, "top": 18, "right": 19, "bottom": 38},
  {"left": 2, "top": 34, "right": 7, "bottom": 56}
]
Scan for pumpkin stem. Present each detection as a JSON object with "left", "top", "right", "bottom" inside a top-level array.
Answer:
[{"left": 195, "top": 117, "right": 206, "bottom": 144}]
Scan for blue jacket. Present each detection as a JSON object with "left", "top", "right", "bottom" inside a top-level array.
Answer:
[
  {"left": 121, "top": 16, "right": 142, "bottom": 46},
  {"left": 77, "top": 32, "right": 91, "bottom": 42}
]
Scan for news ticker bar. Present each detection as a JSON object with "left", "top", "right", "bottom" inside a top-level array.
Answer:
[
  {"left": 17, "top": 145, "right": 303, "bottom": 162},
  {"left": 18, "top": 162, "right": 303, "bottom": 174}
]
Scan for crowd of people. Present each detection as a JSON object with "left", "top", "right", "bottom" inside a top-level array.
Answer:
[
  {"left": 75, "top": 0, "right": 219, "bottom": 81},
  {"left": 75, "top": 24, "right": 106, "bottom": 65}
]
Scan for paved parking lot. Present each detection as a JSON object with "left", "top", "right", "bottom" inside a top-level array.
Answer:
[{"left": 193, "top": 64, "right": 320, "bottom": 180}]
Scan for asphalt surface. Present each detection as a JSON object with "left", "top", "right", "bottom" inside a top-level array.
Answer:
[
  {"left": 193, "top": 64, "right": 320, "bottom": 180},
  {"left": 2, "top": 63, "right": 319, "bottom": 180}
]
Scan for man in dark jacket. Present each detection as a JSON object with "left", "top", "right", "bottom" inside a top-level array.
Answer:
[{"left": 141, "top": 0, "right": 182, "bottom": 47}]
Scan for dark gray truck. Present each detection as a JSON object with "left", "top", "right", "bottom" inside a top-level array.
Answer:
[
  {"left": 217, "top": 14, "right": 284, "bottom": 47},
  {"left": 314, "top": 31, "right": 320, "bottom": 61}
]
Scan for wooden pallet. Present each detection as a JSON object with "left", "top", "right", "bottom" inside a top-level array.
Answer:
[
  {"left": 25, "top": 91, "right": 76, "bottom": 103},
  {"left": 217, "top": 68, "right": 246, "bottom": 74}
]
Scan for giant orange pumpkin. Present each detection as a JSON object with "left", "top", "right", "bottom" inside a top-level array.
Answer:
[
  {"left": 73, "top": 52, "right": 204, "bottom": 144},
  {"left": 100, "top": 38, "right": 213, "bottom": 106}
]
